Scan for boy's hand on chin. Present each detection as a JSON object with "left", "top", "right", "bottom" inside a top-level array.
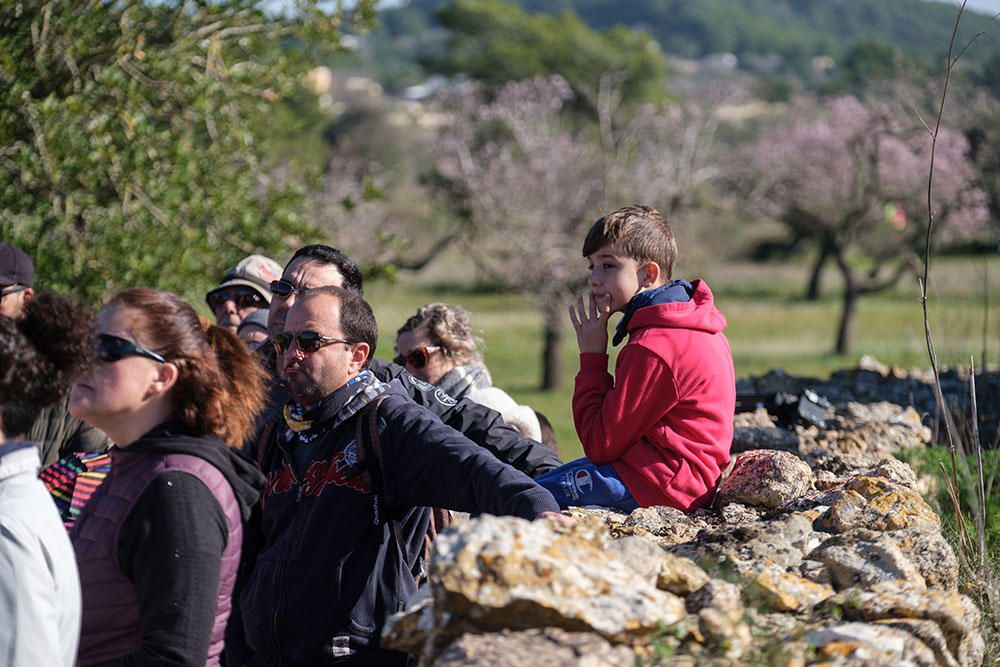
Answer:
[{"left": 569, "top": 292, "right": 611, "bottom": 354}]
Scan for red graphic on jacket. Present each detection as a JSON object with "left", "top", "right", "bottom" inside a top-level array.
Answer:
[{"left": 263, "top": 447, "right": 371, "bottom": 500}]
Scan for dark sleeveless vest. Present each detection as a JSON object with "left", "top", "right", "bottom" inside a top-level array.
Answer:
[{"left": 72, "top": 445, "right": 242, "bottom": 666}]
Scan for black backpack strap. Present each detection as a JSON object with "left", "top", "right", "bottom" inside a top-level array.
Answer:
[
  {"left": 353, "top": 394, "right": 409, "bottom": 615},
  {"left": 355, "top": 394, "right": 391, "bottom": 529},
  {"left": 256, "top": 417, "right": 279, "bottom": 471}
]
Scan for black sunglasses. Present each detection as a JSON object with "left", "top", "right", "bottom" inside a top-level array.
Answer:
[
  {"left": 273, "top": 330, "right": 354, "bottom": 354},
  {"left": 96, "top": 334, "right": 167, "bottom": 364},
  {"left": 269, "top": 279, "right": 303, "bottom": 300},
  {"left": 206, "top": 287, "right": 266, "bottom": 312},
  {"left": 393, "top": 345, "right": 441, "bottom": 369}
]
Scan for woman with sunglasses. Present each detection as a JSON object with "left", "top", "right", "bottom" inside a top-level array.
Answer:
[
  {"left": 0, "top": 293, "right": 88, "bottom": 666},
  {"left": 395, "top": 303, "right": 542, "bottom": 441},
  {"left": 67, "top": 289, "right": 266, "bottom": 667}
]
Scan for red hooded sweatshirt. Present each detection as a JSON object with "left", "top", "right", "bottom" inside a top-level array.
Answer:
[{"left": 572, "top": 279, "right": 735, "bottom": 511}]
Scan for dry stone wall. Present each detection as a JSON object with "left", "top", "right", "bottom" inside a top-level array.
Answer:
[{"left": 383, "top": 362, "right": 989, "bottom": 666}]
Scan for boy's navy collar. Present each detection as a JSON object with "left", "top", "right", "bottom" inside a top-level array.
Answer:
[{"left": 612, "top": 279, "right": 693, "bottom": 346}]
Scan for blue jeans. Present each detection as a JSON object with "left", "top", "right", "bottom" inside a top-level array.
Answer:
[{"left": 535, "top": 457, "right": 639, "bottom": 512}]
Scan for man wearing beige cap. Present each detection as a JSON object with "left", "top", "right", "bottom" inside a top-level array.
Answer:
[{"left": 205, "top": 254, "right": 283, "bottom": 333}]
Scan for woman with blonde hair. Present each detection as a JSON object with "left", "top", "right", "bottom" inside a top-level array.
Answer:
[
  {"left": 68, "top": 289, "right": 266, "bottom": 666},
  {"left": 395, "top": 303, "right": 542, "bottom": 441}
]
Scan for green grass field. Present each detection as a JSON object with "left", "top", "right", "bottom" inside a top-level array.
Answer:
[{"left": 365, "top": 254, "right": 1000, "bottom": 462}]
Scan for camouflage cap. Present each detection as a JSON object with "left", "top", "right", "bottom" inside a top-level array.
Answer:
[{"left": 206, "top": 254, "right": 283, "bottom": 304}]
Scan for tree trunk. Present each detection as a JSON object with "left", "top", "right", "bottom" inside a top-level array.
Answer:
[
  {"left": 541, "top": 297, "right": 565, "bottom": 391},
  {"left": 835, "top": 284, "right": 858, "bottom": 355},
  {"left": 833, "top": 254, "right": 858, "bottom": 355},
  {"left": 805, "top": 241, "right": 832, "bottom": 301}
]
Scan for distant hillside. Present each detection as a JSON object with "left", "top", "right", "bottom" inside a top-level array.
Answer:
[{"left": 382, "top": 0, "right": 995, "bottom": 68}]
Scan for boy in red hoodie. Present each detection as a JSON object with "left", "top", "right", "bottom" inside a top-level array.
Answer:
[{"left": 536, "top": 205, "right": 735, "bottom": 512}]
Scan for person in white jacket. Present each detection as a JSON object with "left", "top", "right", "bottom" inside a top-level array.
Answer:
[
  {"left": 0, "top": 442, "right": 81, "bottom": 667},
  {"left": 0, "top": 291, "right": 90, "bottom": 666}
]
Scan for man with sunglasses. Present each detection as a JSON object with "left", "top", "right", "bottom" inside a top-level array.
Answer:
[
  {"left": 240, "top": 286, "right": 562, "bottom": 666},
  {"left": 259, "top": 244, "right": 562, "bottom": 478},
  {"left": 224, "top": 245, "right": 563, "bottom": 666},
  {"left": 205, "top": 254, "right": 282, "bottom": 334},
  {"left": 0, "top": 244, "right": 110, "bottom": 467}
]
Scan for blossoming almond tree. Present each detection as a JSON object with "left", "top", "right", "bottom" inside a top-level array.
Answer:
[{"left": 741, "top": 94, "right": 989, "bottom": 354}]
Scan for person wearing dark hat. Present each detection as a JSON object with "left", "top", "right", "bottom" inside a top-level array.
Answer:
[
  {"left": 206, "top": 255, "right": 282, "bottom": 334},
  {"left": 236, "top": 308, "right": 270, "bottom": 351},
  {"left": 0, "top": 244, "right": 110, "bottom": 466},
  {"left": 0, "top": 243, "right": 35, "bottom": 319}
]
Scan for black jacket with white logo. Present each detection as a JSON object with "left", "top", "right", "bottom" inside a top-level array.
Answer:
[
  {"left": 256, "top": 351, "right": 562, "bottom": 479},
  {"left": 240, "top": 374, "right": 558, "bottom": 664}
]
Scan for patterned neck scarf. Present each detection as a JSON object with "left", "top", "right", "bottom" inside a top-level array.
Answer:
[
  {"left": 282, "top": 370, "right": 382, "bottom": 444},
  {"left": 283, "top": 403, "right": 314, "bottom": 434},
  {"left": 436, "top": 363, "right": 492, "bottom": 401}
]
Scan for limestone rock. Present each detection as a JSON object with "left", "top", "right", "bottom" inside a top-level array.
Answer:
[
  {"left": 820, "top": 476, "right": 940, "bottom": 532},
  {"left": 744, "top": 566, "right": 834, "bottom": 612},
  {"left": 886, "top": 526, "right": 959, "bottom": 591},
  {"left": 799, "top": 559, "right": 832, "bottom": 585},
  {"left": 562, "top": 507, "right": 630, "bottom": 536},
  {"left": 800, "top": 403, "right": 932, "bottom": 477},
  {"left": 817, "top": 488, "right": 868, "bottom": 532},
  {"left": 716, "top": 502, "right": 764, "bottom": 525},
  {"left": 433, "top": 629, "right": 634, "bottom": 667},
  {"left": 806, "top": 622, "right": 939, "bottom": 666},
  {"left": 382, "top": 589, "right": 436, "bottom": 655},
  {"left": 880, "top": 618, "right": 964, "bottom": 667},
  {"left": 808, "top": 530, "right": 927, "bottom": 591},
  {"left": 828, "top": 582, "right": 984, "bottom": 667},
  {"left": 620, "top": 505, "right": 704, "bottom": 545},
  {"left": 718, "top": 449, "right": 813, "bottom": 509},
  {"left": 603, "top": 535, "right": 665, "bottom": 582},
  {"left": 858, "top": 354, "right": 891, "bottom": 375},
  {"left": 567, "top": 506, "right": 710, "bottom": 550},
  {"left": 656, "top": 554, "right": 710, "bottom": 596},
  {"left": 818, "top": 403, "right": 931, "bottom": 457},
  {"left": 669, "top": 512, "right": 822, "bottom": 575},
  {"left": 685, "top": 579, "right": 751, "bottom": 659},
  {"left": 429, "top": 515, "right": 687, "bottom": 645},
  {"left": 813, "top": 469, "right": 844, "bottom": 491},
  {"left": 733, "top": 407, "right": 777, "bottom": 428},
  {"left": 862, "top": 457, "right": 919, "bottom": 488},
  {"left": 810, "top": 526, "right": 958, "bottom": 593}
]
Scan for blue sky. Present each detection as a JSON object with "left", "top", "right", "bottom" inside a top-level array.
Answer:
[{"left": 930, "top": 0, "right": 1000, "bottom": 15}]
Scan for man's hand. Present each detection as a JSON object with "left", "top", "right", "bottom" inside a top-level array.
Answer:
[{"left": 568, "top": 292, "right": 611, "bottom": 354}]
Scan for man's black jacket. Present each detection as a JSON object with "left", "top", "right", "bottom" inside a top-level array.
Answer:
[
  {"left": 257, "top": 353, "right": 561, "bottom": 479},
  {"left": 239, "top": 375, "right": 559, "bottom": 664}
]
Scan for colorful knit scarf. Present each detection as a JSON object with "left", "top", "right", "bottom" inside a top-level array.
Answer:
[{"left": 41, "top": 451, "right": 112, "bottom": 530}]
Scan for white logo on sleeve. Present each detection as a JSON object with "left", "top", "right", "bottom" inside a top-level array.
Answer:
[
  {"left": 406, "top": 375, "right": 434, "bottom": 392},
  {"left": 433, "top": 388, "right": 458, "bottom": 407}
]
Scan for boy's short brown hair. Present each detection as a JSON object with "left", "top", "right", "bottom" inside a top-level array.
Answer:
[{"left": 582, "top": 204, "right": 677, "bottom": 280}]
